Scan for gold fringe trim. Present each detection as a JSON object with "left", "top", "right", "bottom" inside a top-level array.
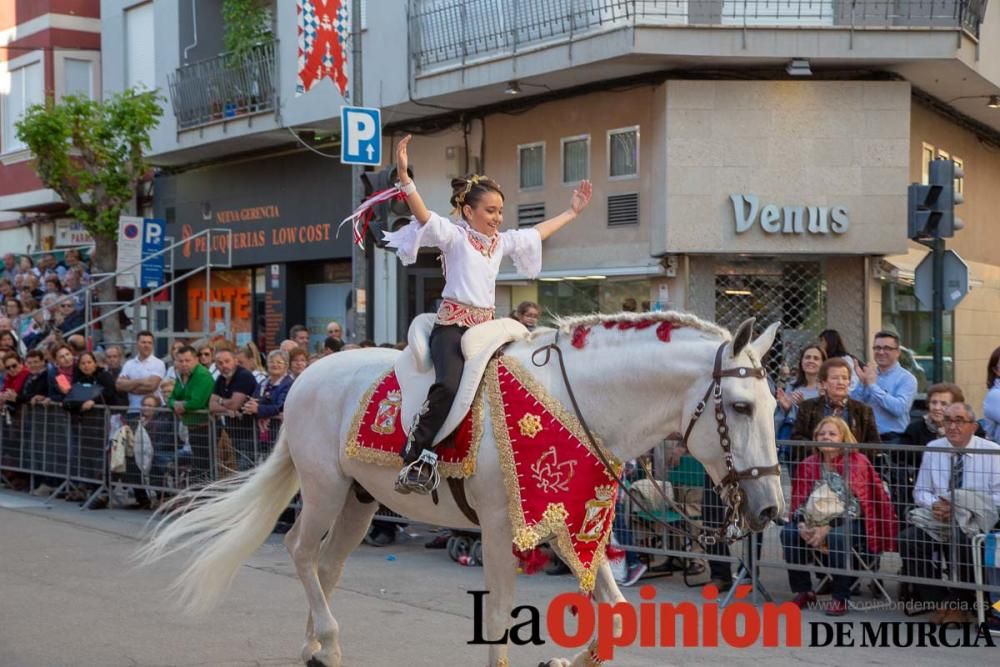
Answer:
[
  {"left": 487, "top": 357, "right": 620, "bottom": 593},
  {"left": 345, "top": 369, "right": 484, "bottom": 479}
]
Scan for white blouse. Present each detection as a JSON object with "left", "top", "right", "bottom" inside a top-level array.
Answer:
[{"left": 383, "top": 212, "right": 542, "bottom": 309}]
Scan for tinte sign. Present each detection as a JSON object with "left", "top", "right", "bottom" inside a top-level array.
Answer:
[{"left": 730, "top": 194, "right": 849, "bottom": 236}]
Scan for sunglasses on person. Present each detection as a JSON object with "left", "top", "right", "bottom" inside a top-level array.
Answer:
[{"left": 4, "top": 362, "right": 18, "bottom": 370}]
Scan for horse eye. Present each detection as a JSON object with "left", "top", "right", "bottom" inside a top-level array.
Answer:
[{"left": 732, "top": 401, "right": 753, "bottom": 416}]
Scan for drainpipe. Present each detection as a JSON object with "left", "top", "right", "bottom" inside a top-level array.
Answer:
[{"left": 182, "top": 0, "right": 199, "bottom": 64}]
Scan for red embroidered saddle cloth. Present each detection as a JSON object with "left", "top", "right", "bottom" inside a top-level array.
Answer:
[
  {"left": 345, "top": 370, "right": 483, "bottom": 478},
  {"left": 485, "top": 357, "right": 621, "bottom": 593}
]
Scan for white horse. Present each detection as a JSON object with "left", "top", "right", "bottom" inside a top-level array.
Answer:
[{"left": 138, "top": 311, "right": 783, "bottom": 667}]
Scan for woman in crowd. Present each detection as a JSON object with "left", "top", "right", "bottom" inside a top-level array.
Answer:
[
  {"left": 780, "top": 416, "right": 897, "bottom": 616},
  {"left": 776, "top": 346, "right": 826, "bottom": 436},
  {"left": 288, "top": 347, "right": 309, "bottom": 379},
  {"left": 513, "top": 301, "right": 541, "bottom": 331},
  {"left": 817, "top": 329, "right": 860, "bottom": 391},
  {"left": 0, "top": 352, "right": 29, "bottom": 433},
  {"left": 46, "top": 343, "right": 76, "bottom": 404},
  {"left": 242, "top": 350, "right": 293, "bottom": 448},
  {"left": 5, "top": 299, "right": 24, "bottom": 336},
  {"left": 63, "top": 351, "right": 122, "bottom": 505},
  {"left": 983, "top": 345, "right": 1000, "bottom": 441},
  {"left": 197, "top": 344, "right": 219, "bottom": 379},
  {"left": 237, "top": 341, "right": 267, "bottom": 386}
]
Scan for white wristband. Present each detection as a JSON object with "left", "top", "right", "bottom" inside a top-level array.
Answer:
[{"left": 398, "top": 180, "right": 416, "bottom": 195}]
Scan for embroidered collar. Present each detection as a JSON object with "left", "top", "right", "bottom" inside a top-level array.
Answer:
[{"left": 457, "top": 219, "right": 499, "bottom": 258}]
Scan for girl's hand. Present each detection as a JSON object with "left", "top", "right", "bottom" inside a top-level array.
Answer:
[
  {"left": 396, "top": 135, "right": 412, "bottom": 183},
  {"left": 570, "top": 180, "right": 592, "bottom": 214}
]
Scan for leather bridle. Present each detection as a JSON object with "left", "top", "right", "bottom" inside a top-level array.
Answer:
[{"left": 531, "top": 336, "right": 780, "bottom": 547}]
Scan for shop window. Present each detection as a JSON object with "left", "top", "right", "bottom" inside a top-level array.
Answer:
[
  {"left": 537, "top": 278, "right": 654, "bottom": 320},
  {"left": 608, "top": 126, "right": 639, "bottom": 179},
  {"left": 715, "top": 262, "right": 828, "bottom": 382},
  {"left": 2, "top": 59, "right": 44, "bottom": 154},
  {"left": 561, "top": 134, "right": 589, "bottom": 184},
  {"left": 881, "top": 279, "right": 951, "bottom": 393},
  {"left": 518, "top": 142, "right": 544, "bottom": 190}
]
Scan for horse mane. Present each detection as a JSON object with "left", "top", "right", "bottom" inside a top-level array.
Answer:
[{"left": 552, "top": 310, "right": 730, "bottom": 340}]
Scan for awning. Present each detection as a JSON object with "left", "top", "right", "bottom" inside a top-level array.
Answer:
[
  {"left": 497, "top": 263, "right": 666, "bottom": 283},
  {"left": 881, "top": 246, "right": 929, "bottom": 282}
]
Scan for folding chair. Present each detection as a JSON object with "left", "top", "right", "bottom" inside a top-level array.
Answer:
[{"left": 811, "top": 547, "right": 893, "bottom": 610}]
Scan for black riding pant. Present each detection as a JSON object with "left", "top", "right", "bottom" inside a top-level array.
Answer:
[{"left": 407, "top": 323, "right": 466, "bottom": 454}]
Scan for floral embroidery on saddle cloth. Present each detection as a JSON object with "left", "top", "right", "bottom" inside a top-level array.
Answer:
[
  {"left": 486, "top": 357, "right": 622, "bottom": 592},
  {"left": 345, "top": 370, "right": 484, "bottom": 478}
]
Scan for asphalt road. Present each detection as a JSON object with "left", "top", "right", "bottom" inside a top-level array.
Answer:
[{"left": 0, "top": 489, "right": 995, "bottom": 666}]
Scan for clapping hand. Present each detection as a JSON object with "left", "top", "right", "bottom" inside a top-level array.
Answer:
[{"left": 570, "top": 180, "right": 592, "bottom": 214}]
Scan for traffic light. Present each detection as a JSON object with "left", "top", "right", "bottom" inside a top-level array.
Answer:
[
  {"left": 360, "top": 166, "right": 413, "bottom": 248},
  {"left": 908, "top": 158, "right": 964, "bottom": 240}
]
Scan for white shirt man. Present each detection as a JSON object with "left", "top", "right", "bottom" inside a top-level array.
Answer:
[
  {"left": 116, "top": 331, "right": 166, "bottom": 412},
  {"left": 913, "top": 403, "right": 1000, "bottom": 511}
]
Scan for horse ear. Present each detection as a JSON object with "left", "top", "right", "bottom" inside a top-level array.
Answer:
[
  {"left": 750, "top": 321, "right": 782, "bottom": 360},
  {"left": 730, "top": 318, "right": 756, "bottom": 358}
]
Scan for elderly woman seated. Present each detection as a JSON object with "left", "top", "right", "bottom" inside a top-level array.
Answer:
[{"left": 781, "top": 416, "right": 897, "bottom": 616}]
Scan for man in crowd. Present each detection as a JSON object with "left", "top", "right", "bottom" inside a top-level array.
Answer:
[
  {"left": 209, "top": 343, "right": 258, "bottom": 472},
  {"left": 169, "top": 345, "right": 215, "bottom": 478},
  {"left": 289, "top": 325, "right": 311, "bottom": 352},
  {"left": 851, "top": 331, "right": 917, "bottom": 444},
  {"left": 0, "top": 254, "right": 17, "bottom": 282},
  {"left": 116, "top": 331, "right": 165, "bottom": 416},
  {"left": 326, "top": 321, "right": 343, "bottom": 342},
  {"left": 104, "top": 345, "right": 125, "bottom": 380},
  {"left": 897, "top": 402, "right": 1000, "bottom": 625}
]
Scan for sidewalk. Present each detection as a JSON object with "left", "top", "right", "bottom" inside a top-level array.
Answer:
[{"left": 0, "top": 489, "right": 993, "bottom": 666}]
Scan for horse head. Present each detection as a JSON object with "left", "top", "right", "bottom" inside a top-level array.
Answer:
[{"left": 682, "top": 317, "right": 784, "bottom": 532}]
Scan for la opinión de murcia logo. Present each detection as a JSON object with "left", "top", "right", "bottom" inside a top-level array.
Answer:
[{"left": 468, "top": 586, "right": 997, "bottom": 659}]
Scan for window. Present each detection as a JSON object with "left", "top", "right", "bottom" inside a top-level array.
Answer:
[
  {"left": 608, "top": 126, "right": 639, "bottom": 179},
  {"left": 518, "top": 142, "right": 544, "bottom": 190},
  {"left": 921, "top": 143, "right": 935, "bottom": 184},
  {"left": 125, "top": 2, "right": 156, "bottom": 90},
  {"left": 561, "top": 134, "right": 589, "bottom": 184},
  {"left": 2, "top": 60, "right": 44, "bottom": 154},
  {"left": 952, "top": 156, "right": 964, "bottom": 195},
  {"left": 64, "top": 59, "right": 93, "bottom": 98}
]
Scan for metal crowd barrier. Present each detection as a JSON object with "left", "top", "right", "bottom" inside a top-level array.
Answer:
[
  {"left": 613, "top": 437, "right": 1000, "bottom": 614},
  {"left": 3, "top": 404, "right": 999, "bottom": 616},
  {"left": 0, "top": 403, "right": 281, "bottom": 509}
]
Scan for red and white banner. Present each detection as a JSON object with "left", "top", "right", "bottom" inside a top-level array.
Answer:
[{"left": 296, "top": 0, "right": 350, "bottom": 97}]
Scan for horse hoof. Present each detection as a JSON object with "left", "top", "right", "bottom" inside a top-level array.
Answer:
[{"left": 306, "top": 659, "right": 327, "bottom": 667}]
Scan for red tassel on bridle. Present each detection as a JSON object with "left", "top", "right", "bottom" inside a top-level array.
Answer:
[{"left": 337, "top": 186, "right": 408, "bottom": 250}]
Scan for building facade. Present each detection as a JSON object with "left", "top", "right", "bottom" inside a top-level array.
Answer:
[
  {"left": 0, "top": 0, "right": 102, "bottom": 258},
  {"left": 372, "top": 0, "right": 1000, "bottom": 405}
]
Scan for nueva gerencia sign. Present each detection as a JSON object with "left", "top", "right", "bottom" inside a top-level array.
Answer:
[{"left": 730, "top": 194, "right": 849, "bottom": 236}]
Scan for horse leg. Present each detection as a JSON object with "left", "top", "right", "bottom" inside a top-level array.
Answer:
[
  {"left": 480, "top": 512, "right": 519, "bottom": 667},
  {"left": 541, "top": 560, "right": 625, "bottom": 667},
  {"left": 302, "top": 492, "right": 379, "bottom": 661},
  {"left": 285, "top": 481, "right": 350, "bottom": 667}
]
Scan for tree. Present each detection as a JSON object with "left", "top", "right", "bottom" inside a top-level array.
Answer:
[{"left": 16, "top": 89, "right": 164, "bottom": 343}]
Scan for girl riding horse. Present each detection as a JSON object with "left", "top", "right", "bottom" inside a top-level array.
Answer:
[{"left": 386, "top": 134, "right": 593, "bottom": 494}]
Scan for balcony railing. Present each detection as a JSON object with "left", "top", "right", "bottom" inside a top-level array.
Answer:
[
  {"left": 411, "top": 0, "right": 988, "bottom": 73},
  {"left": 167, "top": 41, "right": 278, "bottom": 131}
]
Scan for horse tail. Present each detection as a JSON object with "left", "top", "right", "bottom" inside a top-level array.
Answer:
[{"left": 134, "top": 426, "right": 300, "bottom": 615}]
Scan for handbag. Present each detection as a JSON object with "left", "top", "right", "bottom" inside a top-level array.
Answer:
[{"left": 62, "top": 382, "right": 105, "bottom": 411}]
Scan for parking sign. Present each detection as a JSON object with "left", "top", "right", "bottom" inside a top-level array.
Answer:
[{"left": 340, "top": 105, "right": 381, "bottom": 166}]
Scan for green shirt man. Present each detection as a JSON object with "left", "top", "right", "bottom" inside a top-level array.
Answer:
[{"left": 168, "top": 347, "right": 214, "bottom": 426}]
